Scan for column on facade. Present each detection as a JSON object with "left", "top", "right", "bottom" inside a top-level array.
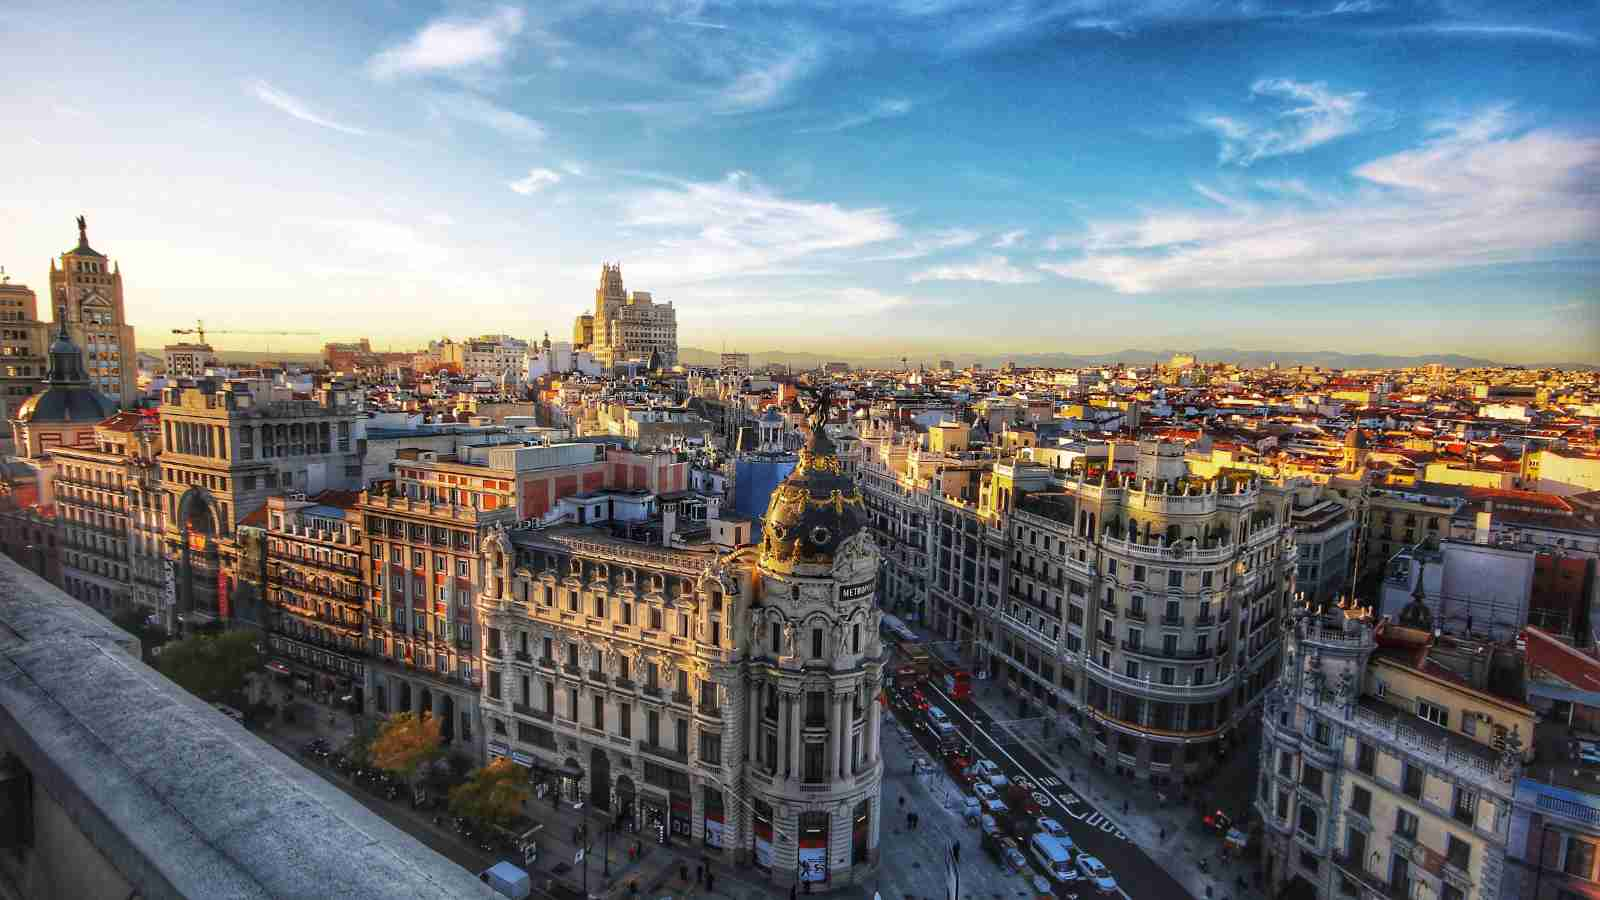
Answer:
[
  {"left": 786, "top": 690, "right": 802, "bottom": 781},
  {"left": 747, "top": 679, "right": 761, "bottom": 765},
  {"left": 866, "top": 677, "right": 882, "bottom": 764},
  {"left": 832, "top": 691, "right": 848, "bottom": 780}
]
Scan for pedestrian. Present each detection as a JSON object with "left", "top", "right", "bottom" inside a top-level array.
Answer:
[
  {"left": 706, "top": 873, "right": 715, "bottom": 893},
  {"left": 1159, "top": 826, "right": 1166, "bottom": 841},
  {"left": 696, "top": 863, "right": 703, "bottom": 884},
  {"left": 899, "top": 796, "right": 906, "bottom": 810},
  {"left": 952, "top": 841, "right": 961, "bottom": 864},
  {"left": 906, "top": 811, "right": 913, "bottom": 830},
  {"left": 680, "top": 863, "right": 689, "bottom": 884},
  {"left": 789, "top": 884, "right": 798, "bottom": 900}
]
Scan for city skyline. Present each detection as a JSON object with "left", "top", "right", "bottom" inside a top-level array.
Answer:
[{"left": 3, "top": 0, "right": 1598, "bottom": 363}]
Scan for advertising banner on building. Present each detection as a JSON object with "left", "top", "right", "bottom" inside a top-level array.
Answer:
[
  {"left": 799, "top": 838, "right": 827, "bottom": 883},
  {"left": 704, "top": 811, "right": 723, "bottom": 849}
]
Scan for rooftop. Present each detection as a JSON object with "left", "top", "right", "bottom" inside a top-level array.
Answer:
[{"left": 0, "top": 554, "right": 498, "bottom": 900}]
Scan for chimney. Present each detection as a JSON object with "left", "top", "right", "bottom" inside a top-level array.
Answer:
[
  {"left": 1475, "top": 508, "right": 1492, "bottom": 545},
  {"left": 662, "top": 502, "right": 676, "bottom": 547}
]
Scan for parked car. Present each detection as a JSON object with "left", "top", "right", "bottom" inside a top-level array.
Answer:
[
  {"left": 1076, "top": 855, "right": 1118, "bottom": 894},
  {"left": 999, "top": 838, "right": 1028, "bottom": 874},
  {"left": 1034, "top": 817, "right": 1067, "bottom": 840},
  {"left": 212, "top": 703, "right": 245, "bottom": 724},
  {"left": 965, "top": 759, "right": 1010, "bottom": 789}
]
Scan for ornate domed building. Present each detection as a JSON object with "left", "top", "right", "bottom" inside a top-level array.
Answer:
[
  {"left": 477, "top": 389, "right": 884, "bottom": 891},
  {"left": 9, "top": 319, "right": 118, "bottom": 459},
  {"left": 741, "top": 394, "right": 885, "bottom": 887}
]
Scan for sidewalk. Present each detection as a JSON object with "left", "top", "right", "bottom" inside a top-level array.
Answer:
[
  {"left": 256, "top": 708, "right": 773, "bottom": 900},
  {"left": 965, "top": 680, "right": 1269, "bottom": 900}
]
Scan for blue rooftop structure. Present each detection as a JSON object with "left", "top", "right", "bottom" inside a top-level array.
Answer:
[{"left": 733, "top": 456, "right": 796, "bottom": 521}]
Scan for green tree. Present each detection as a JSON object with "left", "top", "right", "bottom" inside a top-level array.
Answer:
[
  {"left": 156, "top": 629, "right": 260, "bottom": 703},
  {"left": 371, "top": 712, "right": 444, "bottom": 789},
  {"left": 449, "top": 758, "right": 531, "bottom": 828}
]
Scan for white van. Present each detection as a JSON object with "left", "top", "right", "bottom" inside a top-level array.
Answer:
[
  {"left": 1029, "top": 833, "right": 1078, "bottom": 883},
  {"left": 925, "top": 705, "right": 959, "bottom": 745}
]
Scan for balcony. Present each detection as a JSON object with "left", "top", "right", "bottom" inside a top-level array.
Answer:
[
  {"left": 1331, "top": 852, "right": 1407, "bottom": 899},
  {"left": 1122, "top": 640, "right": 1214, "bottom": 661},
  {"left": 639, "top": 742, "right": 687, "bottom": 764},
  {"left": 1162, "top": 614, "right": 1185, "bottom": 627},
  {"left": 1195, "top": 614, "right": 1215, "bottom": 627},
  {"left": 1100, "top": 603, "right": 1119, "bottom": 618},
  {"left": 1125, "top": 608, "right": 1147, "bottom": 623},
  {"left": 514, "top": 650, "right": 532, "bottom": 663},
  {"left": 671, "top": 691, "right": 692, "bottom": 708},
  {"left": 1084, "top": 657, "right": 1236, "bottom": 700}
]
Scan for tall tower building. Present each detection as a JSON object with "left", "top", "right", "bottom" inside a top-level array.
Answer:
[
  {"left": 49, "top": 216, "right": 137, "bottom": 406},
  {"left": 572, "top": 263, "right": 678, "bottom": 369}
]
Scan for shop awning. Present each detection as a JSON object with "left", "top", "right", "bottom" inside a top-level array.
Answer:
[{"left": 265, "top": 660, "right": 292, "bottom": 676}]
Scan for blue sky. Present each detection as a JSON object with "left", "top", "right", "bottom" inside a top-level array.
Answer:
[{"left": 2, "top": 0, "right": 1597, "bottom": 362}]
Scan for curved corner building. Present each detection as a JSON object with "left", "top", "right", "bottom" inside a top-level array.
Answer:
[{"left": 478, "top": 410, "right": 883, "bottom": 890}]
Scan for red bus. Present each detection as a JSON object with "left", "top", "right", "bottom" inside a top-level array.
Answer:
[{"left": 942, "top": 668, "right": 972, "bottom": 700}]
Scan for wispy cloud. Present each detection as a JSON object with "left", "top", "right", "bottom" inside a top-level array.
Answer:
[
  {"left": 865, "top": 228, "right": 981, "bottom": 261},
  {"left": 509, "top": 168, "right": 562, "bottom": 195},
  {"left": 249, "top": 80, "right": 368, "bottom": 136},
  {"left": 992, "top": 229, "right": 1027, "bottom": 248},
  {"left": 619, "top": 171, "right": 901, "bottom": 283},
  {"left": 1388, "top": 23, "right": 1596, "bottom": 47},
  {"left": 369, "top": 6, "right": 526, "bottom": 80},
  {"left": 801, "top": 98, "right": 915, "bottom": 133},
  {"left": 715, "top": 45, "right": 820, "bottom": 113},
  {"left": 1040, "top": 107, "right": 1600, "bottom": 293},
  {"left": 1198, "top": 78, "right": 1372, "bottom": 166},
  {"left": 912, "top": 254, "right": 1040, "bottom": 284},
  {"left": 426, "top": 93, "right": 545, "bottom": 141}
]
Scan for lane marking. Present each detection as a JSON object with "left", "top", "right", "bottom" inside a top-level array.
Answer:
[{"left": 923, "top": 682, "right": 1134, "bottom": 900}]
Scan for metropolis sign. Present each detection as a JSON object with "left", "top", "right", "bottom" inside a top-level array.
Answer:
[{"left": 839, "top": 581, "right": 874, "bottom": 602}]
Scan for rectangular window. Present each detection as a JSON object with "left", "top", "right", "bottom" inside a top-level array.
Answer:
[
  {"left": 1417, "top": 699, "right": 1449, "bottom": 728},
  {"left": 1565, "top": 838, "right": 1596, "bottom": 879},
  {"left": 619, "top": 702, "right": 632, "bottom": 738},
  {"left": 1276, "top": 790, "right": 1289, "bottom": 821},
  {"left": 1396, "top": 808, "right": 1419, "bottom": 839},
  {"left": 1454, "top": 789, "right": 1477, "bottom": 826},
  {"left": 1133, "top": 564, "right": 1146, "bottom": 582},
  {"left": 1356, "top": 742, "right": 1376, "bottom": 775},
  {"left": 1302, "top": 764, "right": 1324, "bottom": 795},
  {"left": 1445, "top": 835, "right": 1470, "bottom": 871},
  {"left": 1351, "top": 786, "right": 1371, "bottom": 817},
  {"left": 1402, "top": 764, "right": 1423, "bottom": 799},
  {"left": 700, "top": 732, "right": 722, "bottom": 765},
  {"left": 488, "top": 670, "right": 502, "bottom": 700},
  {"left": 812, "top": 628, "right": 823, "bottom": 658},
  {"left": 647, "top": 710, "right": 660, "bottom": 745}
]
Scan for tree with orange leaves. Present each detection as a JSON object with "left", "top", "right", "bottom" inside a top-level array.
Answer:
[
  {"left": 449, "top": 757, "right": 530, "bottom": 828},
  {"left": 370, "top": 711, "right": 444, "bottom": 789}
]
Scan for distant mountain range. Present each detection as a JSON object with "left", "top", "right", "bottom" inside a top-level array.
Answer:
[
  {"left": 682, "top": 347, "right": 1598, "bottom": 371},
  {"left": 139, "top": 346, "right": 1594, "bottom": 372}
]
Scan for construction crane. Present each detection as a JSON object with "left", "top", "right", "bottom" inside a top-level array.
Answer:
[{"left": 171, "top": 320, "right": 318, "bottom": 345}]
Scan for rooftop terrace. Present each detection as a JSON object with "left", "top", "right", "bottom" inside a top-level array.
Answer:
[{"left": 0, "top": 554, "right": 498, "bottom": 900}]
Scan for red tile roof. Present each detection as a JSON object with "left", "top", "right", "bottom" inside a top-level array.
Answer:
[{"left": 1523, "top": 626, "right": 1600, "bottom": 694}]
